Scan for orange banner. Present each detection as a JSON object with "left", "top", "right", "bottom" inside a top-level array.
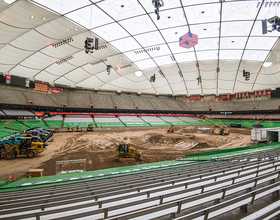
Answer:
[{"left": 33, "top": 83, "right": 48, "bottom": 93}]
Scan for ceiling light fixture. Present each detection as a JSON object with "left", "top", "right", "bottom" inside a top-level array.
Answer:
[
  {"left": 135, "top": 71, "right": 143, "bottom": 76},
  {"left": 30, "top": 15, "right": 35, "bottom": 19},
  {"left": 263, "top": 62, "right": 272, "bottom": 67},
  {"left": 42, "top": 17, "right": 46, "bottom": 20}
]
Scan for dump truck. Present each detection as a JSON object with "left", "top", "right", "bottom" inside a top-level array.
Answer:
[
  {"left": 0, "top": 137, "right": 47, "bottom": 160},
  {"left": 116, "top": 142, "right": 142, "bottom": 162}
]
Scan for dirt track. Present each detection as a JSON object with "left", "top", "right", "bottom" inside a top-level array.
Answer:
[{"left": 0, "top": 126, "right": 253, "bottom": 179}]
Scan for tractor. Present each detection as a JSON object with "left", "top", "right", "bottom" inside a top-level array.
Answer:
[
  {"left": 116, "top": 142, "right": 142, "bottom": 162},
  {"left": 87, "top": 124, "right": 94, "bottom": 132},
  {"left": 211, "top": 123, "right": 229, "bottom": 135},
  {"left": 0, "top": 137, "right": 47, "bottom": 160}
]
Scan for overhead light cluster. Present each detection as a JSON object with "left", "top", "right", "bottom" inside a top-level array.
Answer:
[
  {"left": 150, "top": 74, "right": 156, "bottom": 82},
  {"left": 152, "top": 0, "right": 164, "bottom": 20},
  {"left": 113, "top": 64, "right": 132, "bottom": 70},
  {"left": 243, "top": 70, "right": 250, "bottom": 81},
  {"left": 84, "top": 37, "right": 99, "bottom": 54},
  {"left": 262, "top": 16, "right": 280, "bottom": 34},
  {"left": 107, "top": 65, "right": 112, "bottom": 75},
  {"left": 90, "top": 58, "right": 107, "bottom": 66},
  {"left": 134, "top": 46, "right": 160, "bottom": 54},
  {"left": 257, "top": 1, "right": 280, "bottom": 8},
  {"left": 52, "top": 37, "right": 73, "bottom": 48},
  {"left": 55, "top": 55, "right": 74, "bottom": 65}
]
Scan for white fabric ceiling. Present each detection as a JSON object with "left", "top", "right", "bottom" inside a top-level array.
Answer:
[{"left": 0, "top": 0, "right": 280, "bottom": 95}]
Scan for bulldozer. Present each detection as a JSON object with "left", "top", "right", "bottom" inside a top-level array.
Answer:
[
  {"left": 167, "top": 125, "right": 174, "bottom": 133},
  {"left": 87, "top": 124, "right": 94, "bottom": 132},
  {"left": 67, "top": 126, "right": 73, "bottom": 132},
  {"left": 76, "top": 125, "right": 82, "bottom": 132},
  {"left": 211, "top": 123, "right": 229, "bottom": 135},
  {"left": 0, "top": 137, "right": 47, "bottom": 160},
  {"left": 116, "top": 142, "right": 142, "bottom": 162}
]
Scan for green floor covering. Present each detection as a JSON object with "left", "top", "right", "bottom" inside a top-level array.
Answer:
[
  {"left": 19, "top": 120, "right": 49, "bottom": 129},
  {"left": 184, "top": 142, "right": 280, "bottom": 161},
  {"left": 0, "top": 160, "right": 200, "bottom": 192},
  {"left": 0, "top": 120, "right": 29, "bottom": 139}
]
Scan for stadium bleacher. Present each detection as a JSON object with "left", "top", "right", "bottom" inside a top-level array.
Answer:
[
  {"left": 63, "top": 115, "right": 94, "bottom": 128},
  {"left": 0, "top": 119, "right": 29, "bottom": 139},
  {"left": 160, "top": 116, "right": 189, "bottom": 126},
  {"left": 94, "top": 116, "right": 124, "bottom": 127},
  {"left": 44, "top": 115, "right": 63, "bottom": 128},
  {"left": 2, "top": 109, "right": 34, "bottom": 116},
  {"left": 0, "top": 146, "right": 279, "bottom": 220},
  {"left": 141, "top": 116, "right": 170, "bottom": 126},
  {"left": 119, "top": 115, "right": 149, "bottom": 127}
]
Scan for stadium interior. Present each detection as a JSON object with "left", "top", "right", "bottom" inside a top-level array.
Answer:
[{"left": 1, "top": 0, "right": 280, "bottom": 219}]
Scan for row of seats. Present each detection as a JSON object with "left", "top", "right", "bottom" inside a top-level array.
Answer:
[
  {"left": 0, "top": 86, "right": 280, "bottom": 111},
  {"left": 1, "top": 150, "right": 279, "bottom": 220}
]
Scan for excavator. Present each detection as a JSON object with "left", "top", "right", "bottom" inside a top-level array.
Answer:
[
  {"left": 0, "top": 137, "right": 47, "bottom": 160},
  {"left": 167, "top": 125, "right": 174, "bottom": 133},
  {"left": 116, "top": 142, "right": 142, "bottom": 162},
  {"left": 211, "top": 123, "right": 229, "bottom": 135}
]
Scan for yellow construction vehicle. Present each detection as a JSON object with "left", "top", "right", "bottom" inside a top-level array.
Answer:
[
  {"left": 116, "top": 142, "right": 142, "bottom": 162},
  {"left": 167, "top": 125, "right": 174, "bottom": 133},
  {"left": 67, "top": 126, "right": 73, "bottom": 132},
  {"left": 76, "top": 125, "right": 82, "bottom": 132},
  {"left": 211, "top": 123, "right": 229, "bottom": 135},
  {"left": 0, "top": 137, "right": 47, "bottom": 160},
  {"left": 87, "top": 124, "right": 94, "bottom": 132}
]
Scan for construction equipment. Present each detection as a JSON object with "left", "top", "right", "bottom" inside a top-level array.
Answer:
[
  {"left": 76, "top": 125, "right": 82, "bottom": 132},
  {"left": 167, "top": 125, "right": 174, "bottom": 133},
  {"left": 87, "top": 124, "right": 94, "bottom": 132},
  {"left": 0, "top": 137, "right": 47, "bottom": 160},
  {"left": 68, "top": 126, "right": 73, "bottom": 132},
  {"left": 211, "top": 123, "right": 229, "bottom": 135},
  {"left": 116, "top": 142, "right": 142, "bottom": 162}
]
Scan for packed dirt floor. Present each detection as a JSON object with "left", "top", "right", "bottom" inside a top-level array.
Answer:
[{"left": 0, "top": 126, "right": 253, "bottom": 180}]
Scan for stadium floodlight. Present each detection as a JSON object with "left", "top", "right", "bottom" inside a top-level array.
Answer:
[
  {"left": 262, "top": 16, "right": 280, "bottom": 34},
  {"left": 152, "top": 0, "right": 164, "bottom": 20}
]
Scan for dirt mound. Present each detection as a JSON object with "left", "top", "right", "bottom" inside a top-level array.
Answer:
[
  {"left": 228, "top": 128, "right": 251, "bottom": 135},
  {"left": 146, "top": 134, "right": 182, "bottom": 144},
  {"left": 191, "top": 142, "right": 211, "bottom": 149}
]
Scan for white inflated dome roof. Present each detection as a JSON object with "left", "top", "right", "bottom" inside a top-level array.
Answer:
[{"left": 0, "top": 0, "right": 280, "bottom": 95}]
